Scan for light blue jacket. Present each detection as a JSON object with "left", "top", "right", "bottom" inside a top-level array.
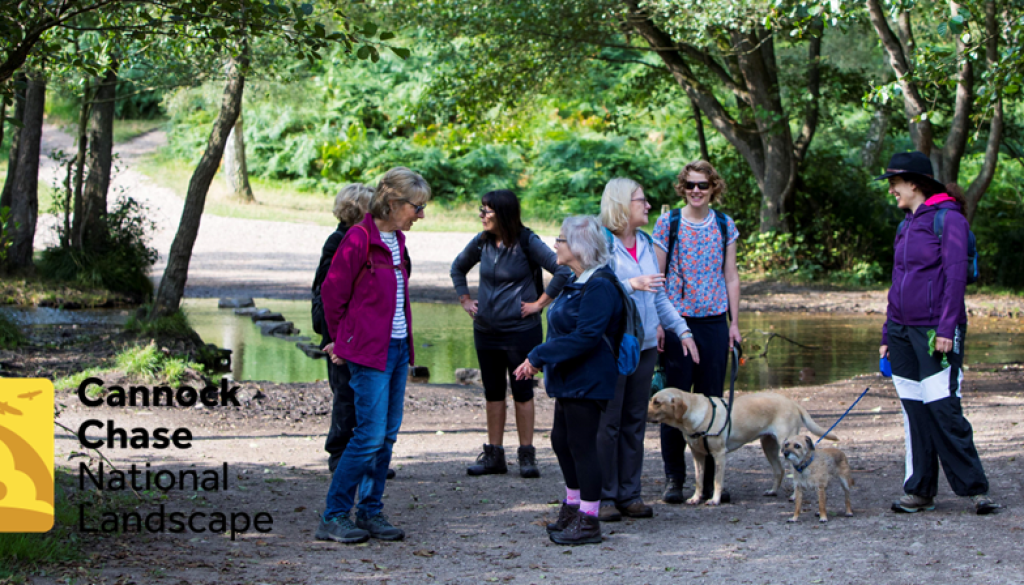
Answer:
[{"left": 606, "top": 229, "right": 690, "bottom": 351}]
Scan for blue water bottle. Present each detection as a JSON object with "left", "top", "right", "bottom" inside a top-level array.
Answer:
[{"left": 879, "top": 356, "right": 892, "bottom": 378}]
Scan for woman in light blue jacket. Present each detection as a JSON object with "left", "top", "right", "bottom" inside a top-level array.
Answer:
[{"left": 595, "top": 178, "right": 699, "bottom": 521}]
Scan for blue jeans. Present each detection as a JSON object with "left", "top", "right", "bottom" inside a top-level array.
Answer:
[{"left": 323, "top": 337, "right": 409, "bottom": 520}]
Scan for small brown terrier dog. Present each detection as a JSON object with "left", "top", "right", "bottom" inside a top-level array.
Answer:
[{"left": 782, "top": 435, "right": 854, "bottom": 523}]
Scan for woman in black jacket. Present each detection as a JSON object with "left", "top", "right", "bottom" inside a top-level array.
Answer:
[{"left": 451, "top": 190, "right": 571, "bottom": 478}]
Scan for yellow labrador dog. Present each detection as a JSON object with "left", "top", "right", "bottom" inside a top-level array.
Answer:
[{"left": 648, "top": 388, "right": 838, "bottom": 505}]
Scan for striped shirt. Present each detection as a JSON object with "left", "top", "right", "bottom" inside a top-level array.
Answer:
[{"left": 380, "top": 231, "right": 408, "bottom": 339}]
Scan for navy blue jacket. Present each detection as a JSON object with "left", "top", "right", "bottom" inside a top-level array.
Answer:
[{"left": 528, "top": 265, "right": 623, "bottom": 400}]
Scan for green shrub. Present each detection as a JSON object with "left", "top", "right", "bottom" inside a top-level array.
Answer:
[
  {"left": 124, "top": 307, "right": 197, "bottom": 340},
  {"left": 0, "top": 312, "right": 24, "bottom": 349}
]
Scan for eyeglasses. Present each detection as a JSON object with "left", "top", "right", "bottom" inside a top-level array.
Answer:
[
  {"left": 555, "top": 238, "right": 567, "bottom": 244},
  {"left": 402, "top": 200, "right": 426, "bottom": 214},
  {"left": 479, "top": 207, "right": 496, "bottom": 217},
  {"left": 685, "top": 181, "right": 711, "bottom": 191},
  {"left": 630, "top": 196, "right": 649, "bottom": 205}
]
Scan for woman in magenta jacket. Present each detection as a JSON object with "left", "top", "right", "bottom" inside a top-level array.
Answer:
[
  {"left": 876, "top": 151, "right": 997, "bottom": 516},
  {"left": 316, "top": 167, "right": 432, "bottom": 544}
]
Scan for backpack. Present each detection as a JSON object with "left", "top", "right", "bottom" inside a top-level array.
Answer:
[
  {"left": 897, "top": 209, "right": 979, "bottom": 284},
  {"left": 478, "top": 227, "right": 544, "bottom": 298},
  {"left": 311, "top": 227, "right": 347, "bottom": 336},
  {"left": 585, "top": 271, "right": 644, "bottom": 376},
  {"left": 602, "top": 227, "right": 654, "bottom": 272},
  {"left": 664, "top": 208, "right": 730, "bottom": 298}
]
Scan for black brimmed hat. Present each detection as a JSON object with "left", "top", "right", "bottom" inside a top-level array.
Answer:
[{"left": 875, "top": 151, "right": 946, "bottom": 192}]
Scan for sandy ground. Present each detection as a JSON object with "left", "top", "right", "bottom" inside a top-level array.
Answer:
[{"left": 13, "top": 126, "right": 1024, "bottom": 585}]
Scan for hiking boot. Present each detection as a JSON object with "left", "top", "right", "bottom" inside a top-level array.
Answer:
[
  {"left": 546, "top": 502, "right": 578, "bottom": 534},
  {"left": 549, "top": 511, "right": 601, "bottom": 545},
  {"left": 356, "top": 513, "right": 405, "bottom": 541},
  {"left": 618, "top": 500, "right": 654, "bottom": 518},
  {"left": 662, "top": 477, "right": 685, "bottom": 504},
  {"left": 971, "top": 494, "right": 1000, "bottom": 515},
  {"left": 315, "top": 515, "right": 369, "bottom": 544},
  {"left": 467, "top": 444, "right": 508, "bottom": 476},
  {"left": 517, "top": 445, "right": 540, "bottom": 478},
  {"left": 598, "top": 503, "right": 622, "bottom": 522},
  {"left": 386, "top": 468, "right": 396, "bottom": 480},
  {"left": 891, "top": 494, "right": 935, "bottom": 513}
]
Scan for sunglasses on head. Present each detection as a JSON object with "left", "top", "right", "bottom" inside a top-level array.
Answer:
[{"left": 685, "top": 181, "right": 711, "bottom": 191}]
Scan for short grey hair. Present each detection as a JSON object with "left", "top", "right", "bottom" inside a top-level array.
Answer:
[
  {"left": 370, "top": 166, "right": 432, "bottom": 220},
  {"left": 333, "top": 183, "right": 375, "bottom": 226},
  {"left": 561, "top": 215, "right": 609, "bottom": 271},
  {"left": 600, "top": 177, "right": 642, "bottom": 235}
]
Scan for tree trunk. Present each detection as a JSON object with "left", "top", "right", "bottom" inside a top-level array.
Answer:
[
  {"left": 70, "top": 80, "right": 92, "bottom": 249},
  {"left": 81, "top": 65, "right": 118, "bottom": 247},
  {"left": 690, "top": 97, "right": 709, "bottom": 161},
  {"left": 223, "top": 111, "right": 255, "bottom": 202},
  {"left": 149, "top": 51, "right": 248, "bottom": 319},
  {"left": 0, "top": 73, "right": 27, "bottom": 213},
  {"left": 7, "top": 74, "right": 46, "bottom": 271},
  {"left": 861, "top": 107, "right": 890, "bottom": 171}
]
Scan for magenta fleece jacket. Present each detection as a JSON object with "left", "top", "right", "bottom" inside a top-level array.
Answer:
[{"left": 321, "top": 213, "right": 414, "bottom": 371}]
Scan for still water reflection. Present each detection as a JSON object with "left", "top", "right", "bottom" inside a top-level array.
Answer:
[{"left": 182, "top": 299, "right": 1024, "bottom": 389}]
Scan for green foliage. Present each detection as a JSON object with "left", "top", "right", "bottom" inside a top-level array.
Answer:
[
  {"left": 124, "top": 308, "right": 196, "bottom": 340},
  {"left": 38, "top": 197, "right": 158, "bottom": 301},
  {"left": 56, "top": 341, "right": 205, "bottom": 390},
  {"left": 0, "top": 312, "right": 24, "bottom": 349}
]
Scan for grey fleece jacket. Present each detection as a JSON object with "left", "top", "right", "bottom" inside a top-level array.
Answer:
[{"left": 451, "top": 231, "right": 572, "bottom": 334}]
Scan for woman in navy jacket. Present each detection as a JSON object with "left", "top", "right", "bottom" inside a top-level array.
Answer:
[
  {"left": 877, "top": 151, "right": 997, "bottom": 515},
  {"left": 514, "top": 215, "right": 623, "bottom": 546}
]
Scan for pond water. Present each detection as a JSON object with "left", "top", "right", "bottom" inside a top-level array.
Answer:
[{"left": 181, "top": 299, "right": 1024, "bottom": 390}]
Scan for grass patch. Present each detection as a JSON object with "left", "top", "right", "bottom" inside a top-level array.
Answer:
[
  {"left": 0, "top": 311, "right": 25, "bottom": 349},
  {"left": 124, "top": 307, "right": 196, "bottom": 339},
  {"left": 0, "top": 275, "right": 132, "bottom": 308},
  {"left": 136, "top": 147, "right": 564, "bottom": 235},
  {"left": 54, "top": 340, "right": 205, "bottom": 391},
  {"left": 0, "top": 469, "right": 81, "bottom": 579}
]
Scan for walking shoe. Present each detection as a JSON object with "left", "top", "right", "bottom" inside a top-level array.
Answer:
[
  {"left": 618, "top": 500, "right": 654, "bottom": 518},
  {"left": 549, "top": 511, "right": 601, "bottom": 545},
  {"left": 598, "top": 503, "right": 622, "bottom": 522},
  {"left": 356, "top": 513, "right": 405, "bottom": 541},
  {"left": 546, "top": 502, "right": 578, "bottom": 534},
  {"left": 315, "top": 515, "right": 369, "bottom": 544},
  {"left": 971, "top": 494, "right": 1000, "bottom": 515},
  {"left": 467, "top": 444, "right": 508, "bottom": 476},
  {"left": 517, "top": 445, "right": 540, "bottom": 478},
  {"left": 386, "top": 468, "right": 396, "bottom": 480},
  {"left": 662, "top": 477, "right": 685, "bottom": 504},
  {"left": 891, "top": 494, "right": 935, "bottom": 513}
]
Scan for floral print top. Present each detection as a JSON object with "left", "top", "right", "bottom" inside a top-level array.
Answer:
[{"left": 652, "top": 209, "right": 739, "bottom": 318}]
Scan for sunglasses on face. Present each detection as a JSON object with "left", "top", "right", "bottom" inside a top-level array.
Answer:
[
  {"left": 685, "top": 181, "right": 711, "bottom": 191},
  {"left": 479, "top": 207, "right": 496, "bottom": 217}
]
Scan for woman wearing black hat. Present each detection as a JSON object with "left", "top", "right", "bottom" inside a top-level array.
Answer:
[{"left": 876, "top": 151, "right": 998, "bottom": 515}]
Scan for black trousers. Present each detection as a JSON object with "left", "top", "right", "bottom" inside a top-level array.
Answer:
[
  {"left": 325, "top": 360, "right": 356, "bottom": 473},
  {"left": 551, "top": 398, "right": 607, "bottom": 502},
  {"left": 659, "top": 313, "right": 729, "bottom": 494},
  {"left": 597, "top": 348, "right": 659, "bottom": 505},
  {"left": 888, "top": 321, "right": 988, "bottom": 497}
]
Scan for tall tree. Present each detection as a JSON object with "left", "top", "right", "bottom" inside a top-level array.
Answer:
[
  {"left": 223, "top": 110, "right": 255, "bottom": 202},
  {"left": 79, "top": 64, "right": 118, "bottom": 247},
  {"left": 865, "top": 0, "right": 1004, "bottom": 222},
  {"left": 6, "top": 73, "right": 46, "bottom": 270}
]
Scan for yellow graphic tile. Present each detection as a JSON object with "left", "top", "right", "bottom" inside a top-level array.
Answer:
[{"left": 0, "top": 378, "right": 55, "bottom": 532}]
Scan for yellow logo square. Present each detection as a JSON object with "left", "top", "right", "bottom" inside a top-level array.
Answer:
[{"left": 0, "top": 378, "right": 54, "bottom": 532}]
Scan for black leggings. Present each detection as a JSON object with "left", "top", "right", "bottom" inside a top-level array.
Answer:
[
  {"left": 325, "top": 360, "right": 355, "bottom": 472},
  {"left": 476, "top": 343, "right": 538, "bottom": 403},
  {"left": 551, "top": 398, "right": 606, "bottom": 502},
  {"left": 659, "top": 313, "right": 730, "bottom": 490}
]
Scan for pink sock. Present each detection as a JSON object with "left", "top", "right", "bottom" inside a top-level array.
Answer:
[
  {"left": 580, "top": 500, "right": 600, "bottom": 517},
  {"left": 565, "top": 488, "right": 581, "bottom": 505}
]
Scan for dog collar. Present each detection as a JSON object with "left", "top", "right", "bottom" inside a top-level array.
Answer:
[{"left": 792, "top": 453, "right": 815, "bottom": 474}]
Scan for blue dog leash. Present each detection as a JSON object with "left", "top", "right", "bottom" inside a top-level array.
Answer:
[{"left": 815, "top": 386, "right": 871, "bottom": 446}]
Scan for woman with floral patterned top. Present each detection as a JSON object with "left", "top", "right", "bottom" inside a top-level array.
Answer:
[{"left": 652, "top": 160, "right": 742, "bottom": 506}]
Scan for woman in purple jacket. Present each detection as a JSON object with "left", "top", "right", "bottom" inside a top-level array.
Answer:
[
  {"left": 877, "top": 151, "right": 998, "bottom": 516},
  {"left": 316, "top": 167, "right": 431, "bottom": 544}
]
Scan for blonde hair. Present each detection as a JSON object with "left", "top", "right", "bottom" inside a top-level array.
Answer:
[
  {"left": 333, "top": 183, "right": 375, "bottom": 226},
  {"left": 369, "top": 167, "right": 432, "bottom": 220},
  {"left": 675, "top": 160, "right": 727, "bottom": 204},
  {"left": 600, "top": 177, "right": 642, "bottom": 235}
]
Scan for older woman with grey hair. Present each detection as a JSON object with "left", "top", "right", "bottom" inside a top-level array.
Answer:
[{"left": 514, "top": 215, "right": 624, "bottom": 546}]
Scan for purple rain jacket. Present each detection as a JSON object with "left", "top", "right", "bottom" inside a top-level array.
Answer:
[
  {"left": 321, "top": 213, "right": 414, "bottom": 371},
  {"left": 882, "top": 196, "right": 969, "bottom": 346}
]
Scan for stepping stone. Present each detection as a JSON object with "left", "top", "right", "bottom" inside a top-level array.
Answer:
[
  {"left": 408, "top": 366, "right": 430, "bottom": 381},
  {"left": 259, "top": 321, "right": 297, "bottom": 336},
  {"left": 219, "top": 297, "right": 255, "bottom": 309},
  {"left": 297, "top": 343, "right": 326, "bottom": 359},
  {"left": 455, "top": 368, "right": 481, "bottom": 385},
  {"left": 234, "top": 307, "right": 262, "bottom": 316},
  {"left": 250, "top": 309, "right": 285, "bottom": 322}
]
